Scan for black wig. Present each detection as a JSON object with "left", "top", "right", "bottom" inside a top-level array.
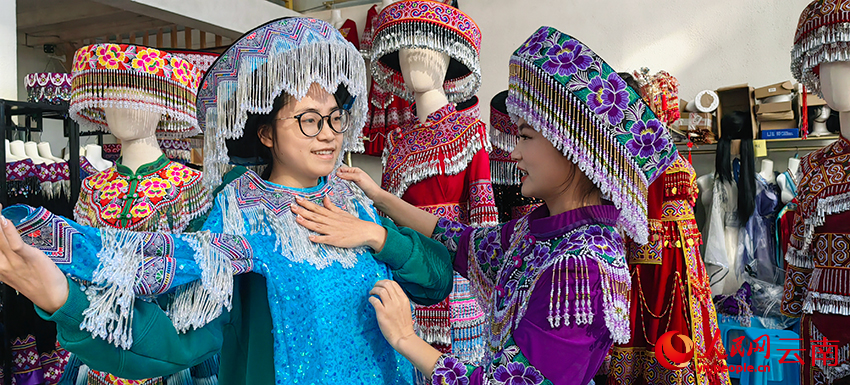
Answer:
[{"left": 715, "top": 111, "right": 755, "bottom": 221}]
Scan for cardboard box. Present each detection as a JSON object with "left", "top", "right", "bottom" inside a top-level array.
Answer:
[
  {"left": 761, "top": 127, "right": 799, "bottom": 139},
  {"left": 760, "top": 120, "right": 797, "bottom": 131},
  {"left": 758, "top": 111, "right": 796, "bottom": 121},
  {"left": 756, "top": 101, "right": 793, "bottom": 114},
  {"left": 754, "top": 81, "right": 794, "bottom": 100},
  {"left": 716, "top": 84, "right": 757, "bottom": 139},
  {"left": 807, "top": 93, "right": 828, "bottom": 107}
]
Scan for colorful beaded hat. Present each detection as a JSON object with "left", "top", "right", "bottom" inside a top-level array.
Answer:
[
  {"left": 166, "top": 49, "right": 220, "bottom": 78},
  {"left": 70, "top": 44, "right": 202, "bottom": 137},
  {"left": 792, "top": 0, "right": 850, "bottom": 96},
  {"left": 507, "top": 27, "right": 678, "bottom": 244},
  {"left": 197, "top": 17, "right": 367, "bottom": 190},
  {"left": 489, "top": 90, "right": 521, "bottom": 185},
  {"left": 370, "top": 0, "right": 481, "bottom": 103}
]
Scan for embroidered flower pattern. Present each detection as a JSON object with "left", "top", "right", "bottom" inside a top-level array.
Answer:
[
  {"left": 625, "top": 119, "right": 669, "bottom": 159},
  {"left": 434, "top": 218, "right": 468, "bottom": 252},
  {"left": 130, "top": 201, "right": 153, "bottom": 218},
  {"left": 540, "top": 40, "right": 592, "bottom": 77},
  {"left": 100, "top": 179, "right": 129, "bottom": 201},
  {"left": 561, "top": 225, "right": 623, "bottom": 256},
  {"left": 587, "top": 73, "right": 630, "bottom": 126},
  {"left": 73, "top": 46, "right": 94, "bottom": 72},
  {"left": 102, "top": 203, "right": 123, "bottom": 219},
  {"left": 89, "top": 169, "right": 115, "bottom": 189},
  {"left": 493, "top": 362, "right": 544, "bottom": 385},
  {"left": 517, "top": 28, "right": 550, "bottom": 57},
  {"left": 132, "top": 48, "right": 167, "bottom": 75},
  {"left": 433, "top": 356, "right": 469, "bottom": 385},
  {"left": 96, "top": 44, "right": 126, "bottom": 69},
  {"left": 164, "top": 164, "right": 193, "bottom": 185},
  {"left": 477, "top": 229, "right": 502, "bottom": 268},
  {"left": 170, "top": 57, "right": 197, "bottom": 88},
  {"left": 139, "top": 177, "right": 172, "bottom": 198}
]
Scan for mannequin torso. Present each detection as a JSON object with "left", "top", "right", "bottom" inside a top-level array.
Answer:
[
  {"left": 84, "top": 145, "right": 111, "bottom": 172},
  {"left": 9, "top": 140, "right": 28, "bottom": 160},
  {"left": 758, "top": 159, "right": 775, "bottom": 184},
  {"left": 5, "top": 139, "right": 22, "bottom": 162},
  {"left": 37, "top": 142, "right": 64, "bottom": 163},
  {"left": 776, "top": 158, "right": 799, "bottom": 204},
  {"left": 24, "top": 141, "right": 52, "bottom": 165}
]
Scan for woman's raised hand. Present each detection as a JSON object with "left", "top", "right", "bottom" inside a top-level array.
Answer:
[
  {"left": 0, "top": 207, "right": 69, "bottom": 314},
  {"left": 337, "top": 167, "right": 384, "bottom": 201},
  {"left": 293, "top": 196, "right": 388, "bottom": 252}
]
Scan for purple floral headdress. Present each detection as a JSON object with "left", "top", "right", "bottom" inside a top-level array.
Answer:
[{"left": 507, "top": 27, "right": 679, "bottom": 244}]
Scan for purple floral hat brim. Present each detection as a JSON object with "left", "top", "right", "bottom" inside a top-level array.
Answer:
[{"left": 507, "top": 26, "right": 678, "bottom": 244}]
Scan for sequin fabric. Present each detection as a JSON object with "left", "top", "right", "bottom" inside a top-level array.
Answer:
[{"left": 3, "top": 169, "right": 415, "bottom": 384}]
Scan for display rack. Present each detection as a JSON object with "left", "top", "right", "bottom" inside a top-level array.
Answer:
[{"left": 675, "top": 136, "right": 839, "bottom": 155}]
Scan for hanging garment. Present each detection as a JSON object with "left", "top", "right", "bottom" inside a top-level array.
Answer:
[
  {"left": 701, "top": 175, "right": 743, "bottom": 296},
  {"left": 362, "top": 81, "right": 415, "bottom": 157},
  {"left": 337, "top": 19, "right": 359, "bottom": 50},
  {"left": 738, "top": 175, "right": 782, "bottom": 284},
  {"left": 609, "top": 156, "right": 730, "bottom": 385},
  {"left": 781, "top": 137, "right": 850, "bottom": 385},
  {"left": 382, "top": 101, "right": 496, "bottom": 363}
]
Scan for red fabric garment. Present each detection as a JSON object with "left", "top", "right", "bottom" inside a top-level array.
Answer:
[
  {"left": 610, "top": 156, "right": 729, "bottom": 385},
  {"left": 383, "top": 101, "right": 497, "bottom": 362},
  {"left": 337, "top": 19, "right": 359, "bottom": 50},
  {"left": 360, "top": 5, "right": 379, "bottom": 52},
  {"left": 362, "top": 81, "right": 415, "bottom": 157},
  {"left": 802, "top": 314, "right": 850, "bottom": 385}
]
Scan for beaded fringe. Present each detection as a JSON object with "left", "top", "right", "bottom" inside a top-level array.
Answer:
[
  {"left": 81, "top": 229, "right": 147, "bottom": 349},
  {"left": 489, "top": 126, "right": 518, "bottom": 153},
  {"left": 507, "top": 59, "right": 650, "bottom": 244},
  {"left": 202, "top": 41, "right": 367, "bottom": 191},
  {"left": 70, "top": 70, "right": 198, "bottom": 136},
  {"left": 381, "top": 123, "right": 486, "bottom": 197},
  {"left": 811, "top": 324, "right": 850, "bottom": 382},
  {"left": 370, "top": 22, "right": 480, "bottom": 103},
  {"left": 80, "top": 228, "right": 235, "bottom": 349},
  {"left": 167, "top": 232, "right": 234, "bottom": 333},
  {"left": 218, "top": 176, "right": 372, "bottom": 270},
  {"left": 792, "top": 22, "right": 850, "bottom": 97},
  {"left": 489, "top": 159, "right": 521, "bottom": 186},
  {"left": 799, "top": 190, "right": 850, "bottom": 255}
]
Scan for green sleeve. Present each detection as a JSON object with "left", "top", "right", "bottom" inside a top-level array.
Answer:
[
  {"left": 373, "top": 216, "right": 453, "bottom": 306},
  {"left": 36, "top": 277, "right": 227, "bottom": 380},
  {"left": 186, "top": 167, "right": 251, "bottom": 232}
]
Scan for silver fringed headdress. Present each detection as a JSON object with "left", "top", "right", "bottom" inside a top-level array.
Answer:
[
  {"left": 370, "top": 0, "right": 481, "bottom": 103},
  {"left": 792, "top": 0, "right": 850, "bottom": 97},
  {"left": 508, "top": 27, "right": 678, "bottom": 244},
  {"left": 489, "top": 90, "right": 521, "bottom": 186},
  {"left": 198, "top": 17, "right": 368, "bottom": 190}
]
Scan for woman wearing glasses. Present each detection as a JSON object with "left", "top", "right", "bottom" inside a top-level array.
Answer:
[{"left": 0, "top": 18, "right": 451, "bottom": 384}]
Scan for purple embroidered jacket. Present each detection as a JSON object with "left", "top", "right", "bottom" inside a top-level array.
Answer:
[{"left": 430, "top": 205, "right": 631, "bottom": 385}]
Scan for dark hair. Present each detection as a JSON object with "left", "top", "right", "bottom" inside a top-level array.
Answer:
[
  {"left": 226, "top": 92, "right": 291, "bottom": 180},
  {"left": 715, "top": 111, "right": 755, "bottom": 221},
  {"left": 618, "top": 72, "right": 642, "bottom": 95}
]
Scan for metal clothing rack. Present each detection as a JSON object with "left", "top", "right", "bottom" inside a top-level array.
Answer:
[
  {"left": 0, "top": 99, "right": 96, "bottom": 385},
  {"left": 675, "top": 136, "right": 839, "bottom": 155}
]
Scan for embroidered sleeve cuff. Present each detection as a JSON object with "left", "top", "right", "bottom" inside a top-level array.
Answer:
[
  {"left": 373, "top": 217, "right": 414, "bottom": 270},
  {"left": 35, "top": 276, "right": 90, "bottom": 338}
]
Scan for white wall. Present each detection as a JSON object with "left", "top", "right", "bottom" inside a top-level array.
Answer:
[
  {"left": 307, "top": 0, "right": 815, "bottom": 180},
  {"left": 0, "top": 0, "right": 16, "bottom": 100}
]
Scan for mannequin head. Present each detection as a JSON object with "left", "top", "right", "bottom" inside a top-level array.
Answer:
[
  {"left": 817, "top": 105, "right": 832, "bottom": 121},
  {"left": 398, "top": 48, "right": 450, "bottom": 94},
  {"left": 820, "top": 61, "right": 850, "bottom": 112},
  {"left": 102, "top": 107, "right": 162, "bottom": 142}
]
